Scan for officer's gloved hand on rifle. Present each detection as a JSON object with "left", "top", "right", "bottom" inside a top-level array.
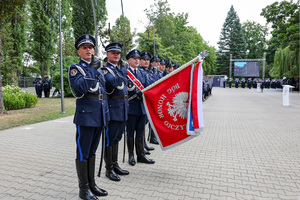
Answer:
[
  {"left": 137, "top": 91, "right": 143, "bottom": 99},
  {"left": 91, "top": 54, "right": 101, "bottom": 70}
]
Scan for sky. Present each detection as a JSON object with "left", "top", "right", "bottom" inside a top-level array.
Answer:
[{"left": 106, "top": 0, "right": 289, "bottom": 49}]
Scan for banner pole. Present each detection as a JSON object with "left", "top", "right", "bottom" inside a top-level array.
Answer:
[{"left": 142, "top": 56, "right": 199, "bottom": 92}]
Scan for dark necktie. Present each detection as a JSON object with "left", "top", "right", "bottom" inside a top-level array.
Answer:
[{"left": 134, "top": 69, "right": 137, "bottom": 76}]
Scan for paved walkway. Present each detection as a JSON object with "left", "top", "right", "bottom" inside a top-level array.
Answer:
[{"left": 0, "top": 87, "right": 300, "bottom": 200}]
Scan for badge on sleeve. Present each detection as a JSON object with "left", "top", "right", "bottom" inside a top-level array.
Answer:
[
  {"left": 102, "top": 69, "right": 108, "bottom": 75},
  {"left": 70, "top": 69, "right": 78, "bottom": 76}
]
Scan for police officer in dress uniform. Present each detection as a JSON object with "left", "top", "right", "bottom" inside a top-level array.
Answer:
[
  {"left": 247, "top": 78, "right": 252, "bottom": 89},
  {"left": 173, "top": 63, "right": 180, "bottom": 70},
  {"left": 266, "top": 78, "right": 270, "bottom": 89},
  {"left": 228, "top": 78, "right": 232, "bottom": 88},
  {"left": 36, "top": 78, "right": 43, "bottom": 97},
  {"left": 139, "top": 52, "right": 155, "bottom": 152},
  {"left": 235, "top": 78, "right": 239, "bottom": 88},
  {"left": 223, "top": 78, "right": 227, "bottom": 88},
  {"left": 241, "top": 78, "right": 245, "bottom": 88},
  {"left": 101, "top": 42, "right": 129, "bottom": 182},
  {"left": 126, "top": 49, "right": 155, "bottom": 166},
  {"left": 33, "top": 77, "right": 42, "bottom": 97},
  {"left": 157, "top": 59, "right": 166, "bottom": 79},
  {"left": 148, "top": 55, "right": 160, "bottom": 145},
  {"left": 253, "top": 78, "right": 257, "bottom": 88},
  {"left": 43, "top": 76, "right": 52, "bottom": 97},
  {"left": 69, "top": 34, "right": 108, "bottom": 200},
  {"left": 260, "top": 78, "right": 265, "bottom": 92},
  {"left": 149, "top": 55, "right": 160, "bottom": 77}
]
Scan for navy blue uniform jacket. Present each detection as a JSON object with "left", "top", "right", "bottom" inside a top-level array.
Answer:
[
  {"left": 69, "top": 59, "right": 109, "bottom": 127},
  {"left": 127, "top": 67, "right": 148, "bottom": 116},
  {"left": 102, "top": 62, "right": 129, "bottom": 122}
]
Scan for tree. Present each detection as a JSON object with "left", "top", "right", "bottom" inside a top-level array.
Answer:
[
  {"left": 261, "top": 0, "right": 300, "bottom": 65},
  {"left": 270, "top": 47, "right": 299, "bottom": 78},
  {"left": 29, "top": 0, "right": 58, "bottom": 78},
  {"left": 110, "top": 15, "right": 135, "bottom": 59},
  {"left": 145, "top": 0, "right": 176, "bottom": 54},
  {"left": 50, "top": 0, "right": 77, "bottom": 97},
  {"left": 136, "top": 25, "right": 162, "bottom": 57},
  {"left": 242, "top": 21, "right": 268, "bottom": 59},
  {"left": 72, "top": 0, "right": 107, "bottom": 45},
  {"left": 141, "top": 0, "right": 216, "bottom": 70},
  {"left": 216, "top": 5, "right": 247, "bottom": 76},
  {"left": 1, "top": 4, "right": 27, "bottom": 86},
  {"left": 0, "top": 0, "right": 27, "bottom": 114}
]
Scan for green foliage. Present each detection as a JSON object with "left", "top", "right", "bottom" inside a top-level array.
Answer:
[
  {"left": 136, "top": 29, "right": 162, "bottom": 56},
  {"left": 3, "top": 85, "right": 38, "bottom": 110},
  {"left": 270, "top": 47, "right": 299, "bottom": 78},
  {"left": 0, "top": 0, "right": 27, "bottom": 27},
  {"left": 216, "top": 5, "right": 247, "bottom": 76},
  {"left": 140, "top": 0, "right": 216, "bottom": 69},
  {"left": 242, "top": 21, "right": 268, "bottom": 59},
  {"left": 0, "top": 0, "right": 27, "bottom": 113},
  {"left": 1, "top": 23, "right": 17, "bottom": 85},
  {"left": 261, "top": 0, "right": 300, "bottom": 64},
  {"left": 23, "top": 92, "right": 39, "bottom": 108},
  {"left": 110, "top": 15, "right": 135, "bottom": 59},
  {"left": 59, "top": 0, "right": 76, "bottom": 58},
  {"left": 51, "top": 56, "right": 79, "bottom": 97},
  {"left": 29, "top": 0, "right": 58, "bottom": 78},
  {"left": 72, "top": 0, "right": 107, "bottom": 42},
  {"left": 0, "top": 2, "right": 27, "bottom": 85}
]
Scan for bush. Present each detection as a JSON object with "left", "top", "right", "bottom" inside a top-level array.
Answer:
[
  {"left": 51, "top": 55, "right": 79, "bottom": 97},
  {"left": 3, "top": 85, "right": 38, "bottom": 110},
  {"left": 23, "top": 92, "right": 39, "bottom": 108}
]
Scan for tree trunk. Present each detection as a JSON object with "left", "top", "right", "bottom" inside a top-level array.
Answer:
[
  {"left": 0, "top": 31, "right": 7, "bottom": 114},
  {"left": 41, "top": 60, "right": 45, "bottom": 78}
]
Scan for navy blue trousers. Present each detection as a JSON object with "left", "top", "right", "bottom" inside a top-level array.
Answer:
[
  {"left": 126, "top": 114, "right": 146, "bottom": 138},
  {"left": 106, "top": 121, "right": 126, "bottom": 146},
  {"left": 76, "top": 125, "right": 102, "bottom": 161}
]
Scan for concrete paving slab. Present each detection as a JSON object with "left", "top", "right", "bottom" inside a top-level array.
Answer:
[{"left": 0, "top": 87, "right": 300, "bottom": 199}]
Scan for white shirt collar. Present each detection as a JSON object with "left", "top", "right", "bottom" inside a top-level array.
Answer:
[
  {"left": 130, "top": 66, "right": 137, "bottom": 72},
  {"left": 108, "top": 61, "right": 118, "bottom": 68},
  {"left": 81, "top": 58, "right": 91, "bottom": 64}
]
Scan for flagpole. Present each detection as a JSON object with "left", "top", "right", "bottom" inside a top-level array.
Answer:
[{"left": 142, "top": 56, "right": 199, "bottom": 92}]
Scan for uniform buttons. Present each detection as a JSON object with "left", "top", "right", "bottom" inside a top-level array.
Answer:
[
  {"left": 95, "top": 75, "right": 98, "bottom": 78},
  {"left": 82, "top": 110, "right": 85, "bottom": 113}
]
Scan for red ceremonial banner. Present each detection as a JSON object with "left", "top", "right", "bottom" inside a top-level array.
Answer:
[{"left": 143, "top": 65, "right": 197, "bottom": 150}]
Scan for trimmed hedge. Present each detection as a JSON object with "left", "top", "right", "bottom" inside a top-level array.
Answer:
[{"left": 3, "top": 85, "right": 38, "bottom": 110}]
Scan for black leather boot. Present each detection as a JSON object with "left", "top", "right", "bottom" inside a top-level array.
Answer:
[
  {"left": 144, "top": 133, "right": 154, "bottom": 151},
  {"left": 144, "top": 148, "right": 150, "bottom": 155},
  {"left": 149, "top": 129, "right": 159, "bottom": 145},
  {"left": 104, "top": 146, "right": 120, "bottom": 181},
  {"left": 136, "top": 137, "right": 155, "bottom": 164},
  {"left": 127, "top": 136, "right": 136, "bottom": 166},
  {"left": 112, "top": 143, "right": 129, "bottom": 175},
  {"left": 75, "top": 160, "right": 98, "bottom": 200},
  {"left": 87, "top": 157, "right": 108, "bottom": 197}
]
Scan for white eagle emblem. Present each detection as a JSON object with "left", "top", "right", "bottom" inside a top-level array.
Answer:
[{"left": 167, "top": 92, "right": 189, "bottom": 121}]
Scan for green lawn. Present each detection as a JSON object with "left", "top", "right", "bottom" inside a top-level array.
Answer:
[{"left": 0, "top": 97, "right": 76, "bottom": 130}]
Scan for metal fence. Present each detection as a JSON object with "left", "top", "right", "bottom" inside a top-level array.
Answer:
[{"left": 18, "top": 77, "right": 36, "bottom": 88}]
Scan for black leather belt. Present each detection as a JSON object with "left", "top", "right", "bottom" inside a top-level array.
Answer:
[
  {"left": 129, "top": 95, "right": 142, "bottom": 100},
  {"left": 83, "top": 94, "right": 106, "bottom": 100},
  {"left": 109, "top": 95, "right": 128, "bottom": 100}
]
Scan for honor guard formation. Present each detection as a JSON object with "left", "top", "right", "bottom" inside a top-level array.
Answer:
[
  {"left": 68, "top": 34, "right": 181, "bottom": 200},
  {"left": 32, "top": 76, "right": 52, "bottom": 98},
  {"left": 222, "top": 77, "right": 299, "bottom": 92}
]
